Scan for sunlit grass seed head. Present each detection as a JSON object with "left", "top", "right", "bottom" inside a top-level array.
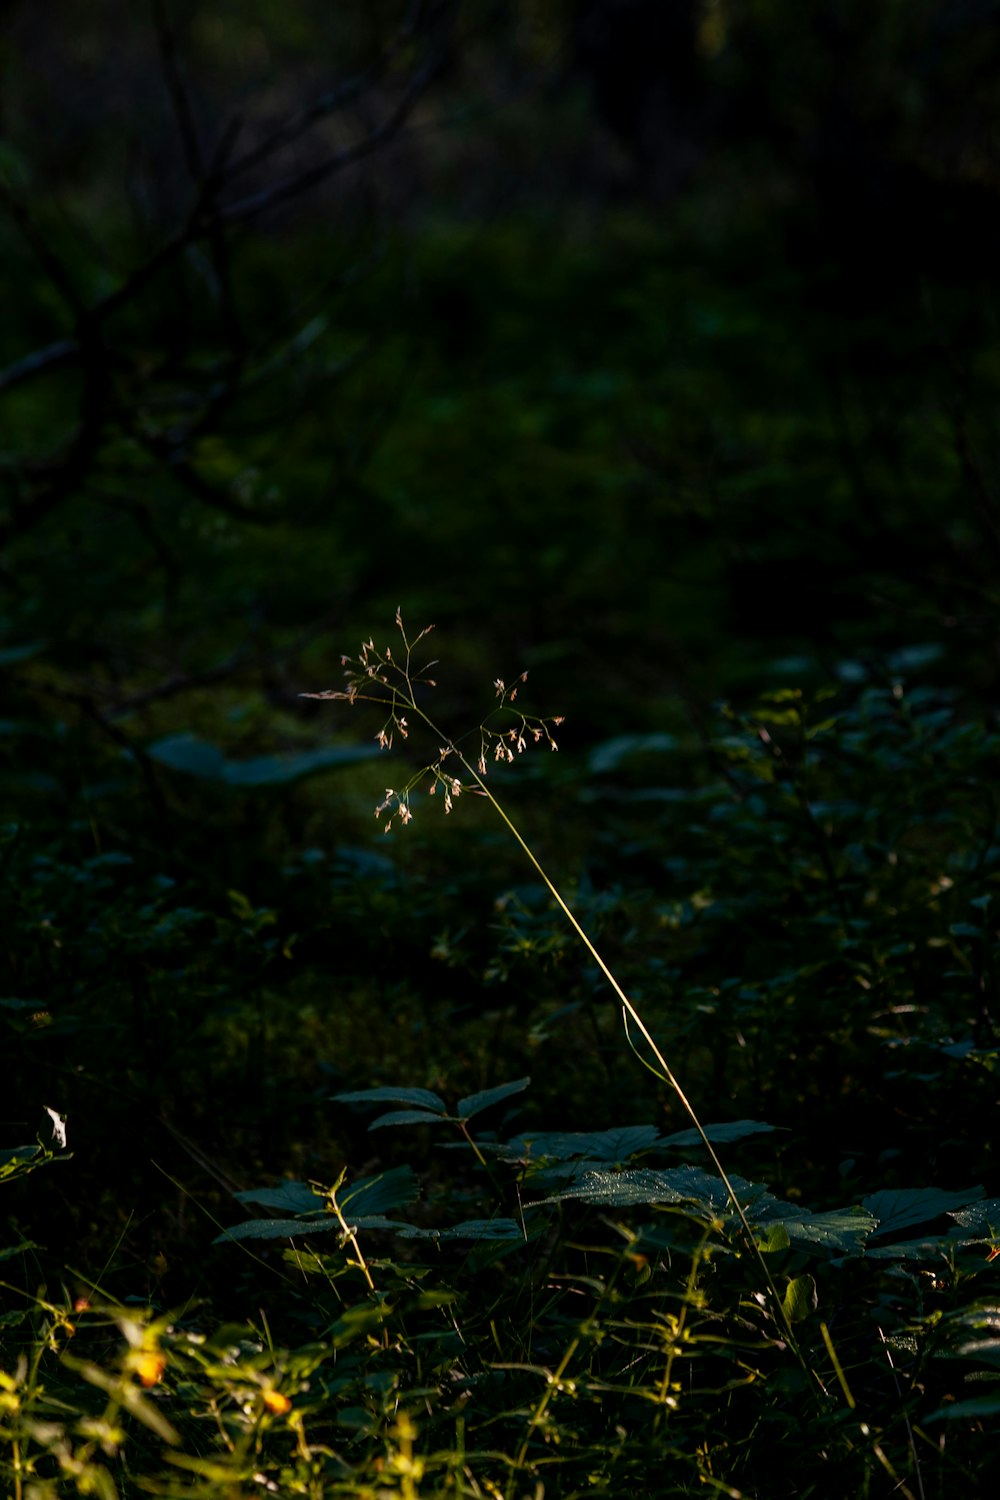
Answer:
[{"left": 302, "top": 610, "right": 564, "bottom": 832}]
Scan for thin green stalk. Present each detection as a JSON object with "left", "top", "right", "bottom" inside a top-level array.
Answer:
[
  {"left": 309, "top": 617, "right": 823, "bottom": 1386},
  {"left": 409, "top": 696, "right": 813, "bottom": 1380}
]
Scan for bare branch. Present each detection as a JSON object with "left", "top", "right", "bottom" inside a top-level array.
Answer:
[
  {"left": 0, "top": 338, "right": 79, "bottom": 394},
  {"left": 217, "top": 66, "right": 385, "bottom": 186},
  {"left": 218, "top": 53, "right": 444, "bottom": 226},
  {"left": 151, "top": 0, "right": 206, "bottom": 182},
  {"left": 0, "top": 180, "right": 85, "bottom": 319}
]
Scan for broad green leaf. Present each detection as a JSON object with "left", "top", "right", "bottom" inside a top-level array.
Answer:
[
  {"left": 863, "top": 1186, "right": 984, "bottom": 1238},
  {"left": 949, "top": 1199, "right": 1000, "bottom": 1233},
  {"left": 218, "top": 1168, "right": 418, "bottom": 1241},
  {"left": 0, "top": 642, "right": 44, "bottom": 665},
  {"left": 776, "top": 1209, "right": 877, "bottom": 1255},
  {"left": 234, "top": 1181, "right": 322, "bottom": 1214},
  {"left": 755, "top": 1222, "right": 791, "bottom": 1253},
  {"left": 531, "top": 1166, "right": 761, "bottom": 1212},
  {"left": 925, "top": 1394, "right": 1000, "bottom": 1422},
  {"left": 506, "top": 1125, "right": 661, "bottom": 1164},
  {"left": 348, "top": 1216, "right": 414, "bottom": 1232},
  {"left": 865, "top": 1237, "right": 955, "bottom": 1261},
  {"left": 396, "top": 1219, "right": 523, "bottom": 1241},
  {"left": 783, "top": 1274, "right": 818, "bottom": 1322},
  {"left": 369, "top": 1109, "right": 451, "bottom": 1129},
  {"left": 457, "top": 1076, "right": 530, "bottom": 1119},
  {"left": 147, "top": 735, "right": 228, "bottom": 780},
  {"left": 215, "top": 1217, "right": 341, "bottom": 1243},
  {"left": 334, "top": 1087, "right": 447, "bottom": 1114},
  {"left": 935, "top": 1304, "right": 1000, "bottom": 1340},
  {"left": 340, "top": 1166, "right": 420, "bottom": 1216},
  {"left": 438, "top": 1218, "right": 524, "bottom": 1241},
  {"left": 148, "top": 733, "right": 377, "bottom": 787},
  {"left": 660, "top": 1120, "right": 779, "bottom": 1149},
  {"left": 225, "top": 745, "right": 377, "bottom": 786},
  {"left": 587, "top": 732, "right": 678, "bottom": 774}
]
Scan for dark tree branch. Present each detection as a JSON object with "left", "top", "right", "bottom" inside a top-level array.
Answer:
[
  {"left": 129, "top": 424, "right": 279, "bottom": 524},
  {"left": 0, "top": 338, "right": 80, "bottom": 394},
  {"left": 217, "top": 66, "right": 385, "bottom": 186},
  {"left": 0, "top": 180, "right": 85, "bottom": 319},
  {"left": 217, "top": 54, "right": 444, "bottom": 226},
  {"left": 151, "top": 0, "right": 206, "bottom": 182},
  {"left": 0, "top": 7, "right": 448, "bottom": 549}
]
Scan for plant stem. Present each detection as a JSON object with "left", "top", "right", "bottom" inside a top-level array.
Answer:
[{"left": 401, "top": 695, "right": 814, "bottom": 1380}]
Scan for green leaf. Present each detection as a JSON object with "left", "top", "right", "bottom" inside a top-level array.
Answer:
[
  {"left": 862, "top": 1186, "right": 984, "bottom": 1238},
  {"left": 0, "top": 1145, "right": 39, "bottom": 1170},
  {"left": 783, "top": 1274, "right": 818, "bottom": 1322},
  {"left": 148, "top": 733, "right": 377, "bottom": 787},
  {"left": 925, "top": 1394, "right": 1000, "bottom": 1422},
  {"left": 234, "top": 1181, "right": 322, "bottom": 1214},
  {"left": 865, "top": 1237, "right": 955, "bottom": 1261},
  {"left": 225, "top": 745, "right": 377, "bottom": 786},
  {"left": 785, "top": 1209, "right": 877, "bottom": 1255},
  {"left": 531, "top": 1165, "right": 761, "bottom": 1212},
  {"left": 396, "top": 1219, "right": 524, "bottom": 1241},
  {"left": 334, "top": 1087, "right": 447, "bottom": 1114},
  {"left": 0, "top": 1239, "right": 41, "bottom": 1262},
  {"left": 0, "top": 642, "right": 44, "bottom": 665},
  {"left": 587, "top": 733, "right": 678, "bottom": 774},
  {"left": 755, "top": 1222, "right": 791, "bottom": 1253},
  {"left": 457, "top": 1077, "right": 530, "bottom": 1119},
  {"left": 215, "top": 1216, "right": 340, "bottom": 1243},
  {"left": 949, "top": 1199, "right": 1000, "bottom": 1233},
  {"left": 340, "top": 1166, "right": 420, "bottom": 1217},
  {"left": 660, "top": 1120, "right": 779, "bottom": 1149},
  {"left": 218, "top": 1168, "right": 418, "bottom": 1241},
  {"left": 368, "top": 1109, "right": 452, "bottom": 1129},
  {"left": 438, "top": 1218, "right": 524, "bottom": 1241},
  {"left": 505, "top": 1125, "right": 661, "bottom": 1164}
]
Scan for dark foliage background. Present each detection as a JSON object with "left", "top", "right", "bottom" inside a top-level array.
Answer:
[{"left": 2, "top": 6, "right": 1000, "bottom": 1472}]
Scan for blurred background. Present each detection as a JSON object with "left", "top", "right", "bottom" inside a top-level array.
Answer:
[{"left": 3, "top": 0, "right": 1000, "bottom": 1290}]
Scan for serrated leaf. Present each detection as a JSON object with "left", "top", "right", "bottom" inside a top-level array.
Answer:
[
  {"left": 218, "top": 1168, "right": 418, "bottom": 1241},
  {"left": 215, "top": 1216, "right": 341, "bottom": 1243},
  {"left": 440, "top": 1218, "right": 524, "bottom": 1241},
  {"left": 506, "top": 1125, "right": 661, "bottom": 1164},
  {"left": 0, "top": 1146, "right": 39, "bottom": 1170},
  {"left": 334, "top": 1087, "right": 447, "bottom": 1114},
  {"left": 234, "top": 1181, "right": 322, "bottom": 1214},
  {"left": 863, "top": 1186, "right": 984, "bottom": 1238},
  {"left": 660, "top": 1120, "right": 779, "bottom": 1149},
  {"left": 777, "top": 1208, "right": 877, "bottom": 1255},
  {"left": 949, "top": 1198, "right": 1000, "bottom": 1233},
  {"left": 457, "top": 1076, "right": 530, "bottom": 1120},
  {"left": 396, "top": 1219, "right": 523, "bottom": 1242},
  {"left": 530, "top": 1165, "right": 761, "bottom": 1213},
  {"left": 347, "top": 1216, "right": 414, "bottom": 1232},
  {"left": 783, "top": 1274, "right": 818, "bottom": 1322},
  {"left": 369, "top": 1108, "right": 452, "bottom": 1129}
]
